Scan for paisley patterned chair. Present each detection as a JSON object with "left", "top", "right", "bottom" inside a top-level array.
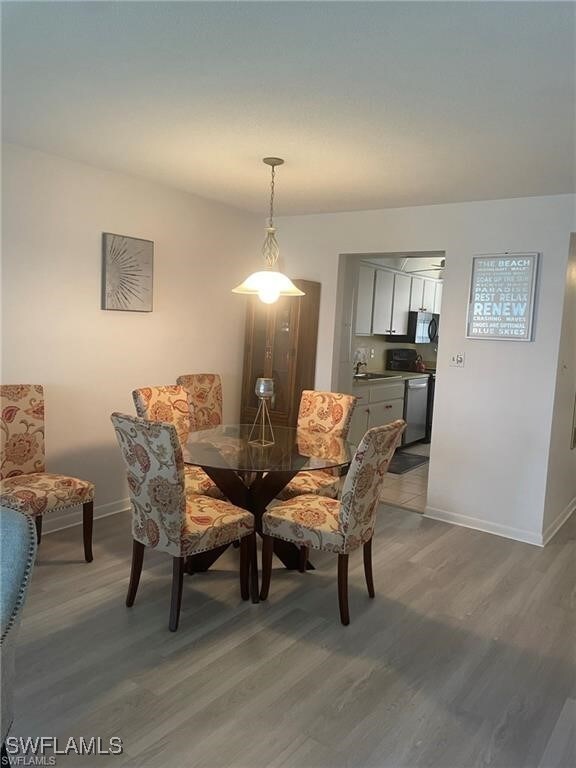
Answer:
[
  {"left": 276, "top": 390, "right": 357, "bottom": 502},
  {"left": 176, "top": 374, "right": 223, "bottom": 430},
  {"left": 111, "top": 412, "right": 258, "bottom": 631},
  {"left": 174, "top": 375, "right": 227, "bottom": 497},
  {"left": 0, "top": 385, "right": 95, "bottom": 561},
  {"left": 260, "top": 420, "right": 406, "bottom": 625},
  {"left": 132, "top": 385, "right": 222, "bottom": 499}
]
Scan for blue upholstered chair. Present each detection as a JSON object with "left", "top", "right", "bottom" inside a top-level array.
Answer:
[{"left": 1, "top": 507, "right": 37, "bottom": 754}]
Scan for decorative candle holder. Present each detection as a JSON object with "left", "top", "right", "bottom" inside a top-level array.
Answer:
[{"left": 249, "top": 377, "right": 275, "bottom": 446}]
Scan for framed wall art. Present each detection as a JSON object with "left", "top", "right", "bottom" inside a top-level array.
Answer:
[
  {"left": 466, "top": 252, "right": 540, "bottom": 341},
  {"left": 102, "top": 233, "right": 153, "bottom": 312}
]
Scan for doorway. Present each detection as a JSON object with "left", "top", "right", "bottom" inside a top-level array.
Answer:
[{"left": 332, "top": 251, "right": 445, "bottom": 514}]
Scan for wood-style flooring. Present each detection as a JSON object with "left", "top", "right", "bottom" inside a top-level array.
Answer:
[{"left": 12, "top": 506, "right": 575, "bottom": 768}]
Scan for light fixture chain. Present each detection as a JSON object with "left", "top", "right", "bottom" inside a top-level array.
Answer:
[{"left": 269, "top": 164, "right": 275, "bottom": 227}]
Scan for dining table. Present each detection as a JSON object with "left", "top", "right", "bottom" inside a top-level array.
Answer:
[{"left": 182, "top": 423, "right": 355, "bottom": 573}]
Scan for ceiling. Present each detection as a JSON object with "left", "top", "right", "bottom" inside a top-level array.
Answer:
[
  {"left": 3, "top": 2, "right": 574, "bottom": 215},
  {"left": 361, "top": 253, "right": 445, "bottom": 278}
]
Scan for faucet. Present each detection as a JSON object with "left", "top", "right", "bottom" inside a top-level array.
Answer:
[{"left": 354, "top": 361, "right": 367, "bottom": 376}]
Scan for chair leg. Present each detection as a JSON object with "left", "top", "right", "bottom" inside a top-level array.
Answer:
[
  {"left": 239, "top": 536, "right": 250, "bottom": 601},
  {"left": 126, "top": 540, "right": 145, "bottom": 607},
  {"left": 82, "top": 501, "right": 94, "bottom": 562},
  {"left": 298, "top": 546, "right": 308, "bottom": 573},
  {"left": 260, "top": 535, "right": 274, "bottom": 601},
  {"left": 169, "top": 557, "right": 185, "bottom": 632},
  {"left": 249, "top": 533, "right": 259, "bottom": 604},
  {"left": 338, "top": 554, "right": 350, "bottom": 626},
  {"left": 34, "top": 516, "right": 42, "bottom": 545},
  {"left": 363, "top": 538, "right": 375, "bottom": 598}
]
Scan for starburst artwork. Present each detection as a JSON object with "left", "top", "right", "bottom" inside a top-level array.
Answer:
[{"left": 102, "top": 233, "right": 153, "bottom": 312}]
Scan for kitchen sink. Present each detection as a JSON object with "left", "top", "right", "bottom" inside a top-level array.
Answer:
[{"left": 353, "top": 372, "right": 403, "bottom": 380}]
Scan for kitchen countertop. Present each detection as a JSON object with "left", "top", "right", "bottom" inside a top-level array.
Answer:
[{"left": 352, "top": 371, "right": 430, "bottom": 385}]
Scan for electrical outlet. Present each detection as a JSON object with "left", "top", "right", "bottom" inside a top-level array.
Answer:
[
  {"left": 370, "top": 348, "right": 375, "bottom": 359},
  {"left": 450, "top": 352, "right": 465, "bottom": 368}
]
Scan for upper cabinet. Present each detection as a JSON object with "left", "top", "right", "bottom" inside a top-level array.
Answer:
[
  {"left": 373, "top": 272, "right": 411, "bottom": 336},
  {"left": 421, "top": 280, "right": 436, "bottom": 312},
  {"left": 355, "top": 265, "right": 376, "bottom": 335},
  {"left": 410, "top": 277, "right": 425, "bottom": 311},
  {"left": 433, "top": 282, "right": 443, "bottom": 314},
  {"left": 354, "top": 263, "right": 442, "bottom": 338},
  {"left": 371, "top": 270, "right": 395, "bottom": 333},
  {"left": 391, "top": 273, "right": 412, "bottom": 335}
]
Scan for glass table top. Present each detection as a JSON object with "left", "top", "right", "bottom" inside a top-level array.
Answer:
[{"left": 183, "top": 424, "right": 355, "bottom": 474}]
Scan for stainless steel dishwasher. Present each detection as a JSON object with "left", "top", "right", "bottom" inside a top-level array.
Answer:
[{"left": 403, "top": 377, "right": 429, "bottom": 445}]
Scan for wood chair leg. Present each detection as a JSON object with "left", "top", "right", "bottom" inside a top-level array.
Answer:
[
  {"left": 34, "top": 516, "right": 42, "bottom": 545},
  {"left": 298, "top": 546, "right": 308, "bottom": 574},
  {"left": 363, "top": 537, "right": 375, "bottom": 598},
  {"left": 338, "top": 554, "right": 350, "bottom": 626},
  {"left": 82, "top": 501, "right": 94, "bottom": 562},
  {"left": 169, "top": 557, "right": 185, "bottom": 632},
  {"left": 126, "top": 540, "right": 145, "bottom": 607},
  {"left": 260, "top": 535, "right": 274, "bottom": 601},
  {"left": 239, "top": 536, "right": 250, "bottom": 601},
  {"left": 249, "top": 533, "right": 259, "bottom": 604}
]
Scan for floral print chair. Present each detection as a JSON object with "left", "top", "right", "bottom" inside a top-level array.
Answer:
[
  {"left": 0, "top": 385, "right": 95, "bottom": 561},
  {"left": 260, "top": 420, "right": 406, "bottom": 625},
  {"left": 176, "top": 374, "right": 223, "bottom": 429},
  {"left": 132, "top": 385, "right": 222, "bottom": 499},
  {"left": 111, "top": 412, "right": 258, "bottom": 631},
  {"left": 276, "top": 390, "right": 357, "bottom": 502}
]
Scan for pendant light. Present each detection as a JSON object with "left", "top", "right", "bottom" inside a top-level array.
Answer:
[{"left": 232, "top": 157, "right": 304, "bottom": 304}]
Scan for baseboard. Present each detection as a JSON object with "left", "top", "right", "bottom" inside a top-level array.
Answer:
[
  {"left": 542, "top": 496, "right": 576, "bottom": 546},
  {"left": 424, "top": 505, "right": 543, "bottom": 547},
  {"left": 43, "top": 498, "right": 130, "bottom": 534}
]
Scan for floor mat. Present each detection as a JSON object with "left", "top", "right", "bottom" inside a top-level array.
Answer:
[{"left": 388, "top": 451, "right": 429, "bottom": 475}]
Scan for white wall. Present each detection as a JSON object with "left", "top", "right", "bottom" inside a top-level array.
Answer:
[
  {"left": 2, "top": 143, "right": 261, "bottom": 530},
  {"left": 543, "top": 233, "right": 576, "bottom": 542},
  {"left": 278, "top": 195, "right": 576, "bottom": 544}
]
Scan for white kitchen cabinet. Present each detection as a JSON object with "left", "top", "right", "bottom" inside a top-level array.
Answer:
[
  {"left": 348, "top": 398, "right": 370, "bottom": 446},
  {"left": 355, "top": 265, "right": 375, "bottom": 335},
  {"left": 422, "top": 280, "right": 436, "bottom": 312},
  {"left": 371, "top": 270, "right": 395, "bottom": 334},
  {"left": 350, "top": 380, "right": 405, "bottom": 445},
  {"left": 433, "top": 282, "right": 443, "bottom": 314},
  {"left": 373, "top": 270, "right": 411, "bottom": 336},
  {"left": 367, "top": 399, "right": 404, "bottom": 429},
  {"left": 410, "top": 277, "right": 425, "bottom": 311},
  {"left": 391, "top": 273, "right": 412, "bottom": 336}
]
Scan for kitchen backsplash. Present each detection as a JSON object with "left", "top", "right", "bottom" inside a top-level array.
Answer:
[{"left": 353, "top": 336, "right": 437, "bottom": 371}]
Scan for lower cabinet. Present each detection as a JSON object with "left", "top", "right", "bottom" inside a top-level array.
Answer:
[{"left": 349, "top": 381, "right": 405, "bottom": 446}]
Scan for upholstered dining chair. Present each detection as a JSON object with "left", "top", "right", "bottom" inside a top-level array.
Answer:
[
  {"left": 132, "top": 385, "right": 222, "bottom": 498},
  {"left": 0, "top": 385, "right": 95, "bottom": 561},
  {"left": 276, "top": 390, "right": 357, "bottom": 502},
  {"left": 111, "top": 413, "right": 258, "bottom": 631},
  {"left": 1, "top": 507, "right": 37, "bottom": 757},
  {"left": 176, "top": 374, "right": 223, "bottom": 429},
  {"left": 260, "top": 420, "right": 406, "bottom": 625}
]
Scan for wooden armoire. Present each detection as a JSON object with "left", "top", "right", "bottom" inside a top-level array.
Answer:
[{"left": 240, "top": 280, "right": 321, "bottom": 427}]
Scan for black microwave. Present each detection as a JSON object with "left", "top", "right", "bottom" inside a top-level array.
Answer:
[{"left": 408, "top": 311, "right": 439, "bottom": 344}]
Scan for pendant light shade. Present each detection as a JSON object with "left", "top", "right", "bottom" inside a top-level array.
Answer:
[{"left": 232, "top": 158, "right": 304, "bottom": 303}]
